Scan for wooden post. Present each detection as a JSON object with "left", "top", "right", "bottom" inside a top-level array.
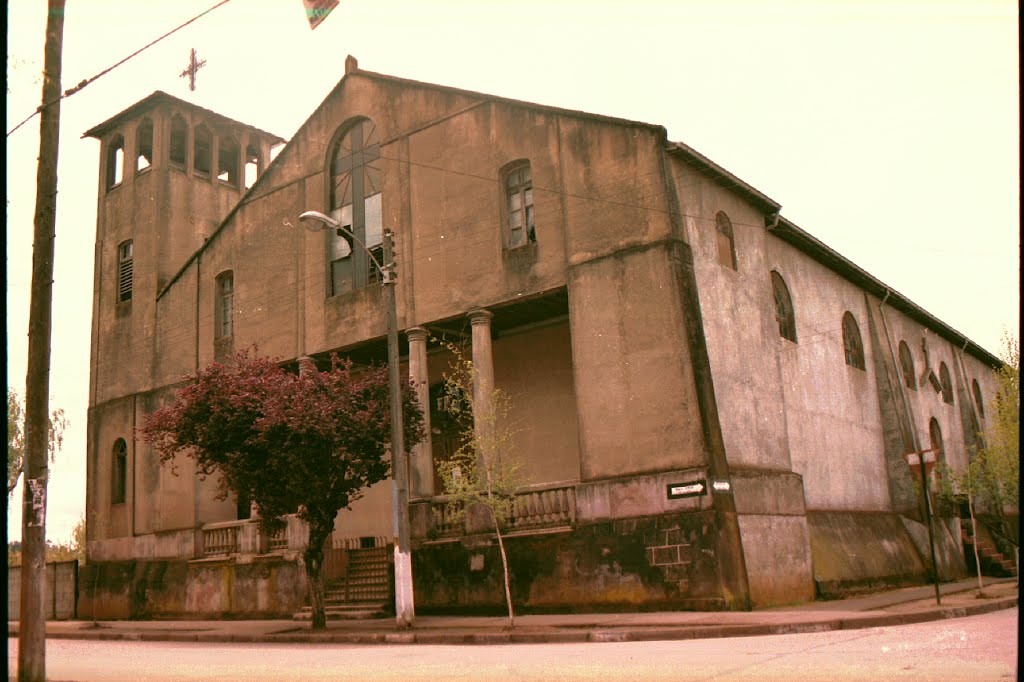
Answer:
[{"left": 19, "top": 1, "right": 66, "bottom": 680}]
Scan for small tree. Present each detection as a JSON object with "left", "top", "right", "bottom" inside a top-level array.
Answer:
[
  {"left": 937, "top": 333, "right": 1020, "bottom": 588},
  {"left": 434, "top": 339, "right": 524, "bottom": 629},
  {"left": 140, "top": 350, "right": 424, "bottom": 630},
  {"left": 7, "top": 387, "right": 68, "bottom": 501}
]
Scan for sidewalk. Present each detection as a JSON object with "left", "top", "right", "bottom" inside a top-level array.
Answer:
[{"left": 8, "top": 577, "right": 1017, "bottom": 646}]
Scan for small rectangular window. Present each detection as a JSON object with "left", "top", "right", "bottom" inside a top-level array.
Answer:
[
  {"left": 218, "top": 137, "right": 240, "bottom": 186},
  {"left": 136, "top": 119, "right": 153, "bottom": 173},
  {"left": 217, "top": 272, "right": 234, "bottom": 339},
  {"left": 505, "top": 163, "right": 536, "bottom": 248},
  {"left": 117, "top": 241, "right": 133, "bottom": 303},
  {"left": 194, "top": 126, "right": 211, "bottom": 176}
]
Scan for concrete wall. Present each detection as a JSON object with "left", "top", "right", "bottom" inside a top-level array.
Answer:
[{"left": 8, "top": 561, "right": 78, "bottom": 621}]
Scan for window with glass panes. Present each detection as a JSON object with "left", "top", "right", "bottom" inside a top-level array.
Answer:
[
  {"left": 505, "top": 163, "right": 535, "bottom": 247},
  {"left": 217, "top": 272, "right": 233, "bottom": 339}
]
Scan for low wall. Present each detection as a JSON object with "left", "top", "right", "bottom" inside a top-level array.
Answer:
[
  {"left": 7, "top": 560, "right": 78, "bottom": 621},
  {"left": 414, "top": 511, "right": 731, "bottom": 614},
  {"left": 77, "top": 555, "right": 307, "bottom": 620},
  {"left": 806, "top": 510, "right": 966, "bottom": 598}
]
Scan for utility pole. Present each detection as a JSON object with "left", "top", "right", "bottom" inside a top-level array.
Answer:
[{"left": 19, "top": 1, "right": 66, "bottom": 680}]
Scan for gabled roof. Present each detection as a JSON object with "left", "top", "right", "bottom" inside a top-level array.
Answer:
[{"left": 82, "top": 90, "right": 284, "bottom": 143}]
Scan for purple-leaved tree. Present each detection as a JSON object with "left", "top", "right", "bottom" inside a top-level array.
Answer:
[{"left": 141, "top": 349, "right": 424, "bottom": 630}]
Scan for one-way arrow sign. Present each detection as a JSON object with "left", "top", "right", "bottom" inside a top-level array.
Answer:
[{"left": 667, "top": 480, "right": 706, "bottom": 500}]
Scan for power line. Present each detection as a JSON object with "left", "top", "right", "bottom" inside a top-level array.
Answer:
[{"left": 6, "top": 0, "right": 233, "bottom": 138}]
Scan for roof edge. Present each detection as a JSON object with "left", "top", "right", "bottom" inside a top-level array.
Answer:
[{"left": 770, "top": 217, "right": 1002, "bottom": 368}]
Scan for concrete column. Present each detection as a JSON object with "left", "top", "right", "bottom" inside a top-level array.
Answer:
[
  {"left": 468, "top": 309, "right": 495, "bottom": 463},
  {"left": 406, "top": 327, "right": 433, "bottom": 499}
]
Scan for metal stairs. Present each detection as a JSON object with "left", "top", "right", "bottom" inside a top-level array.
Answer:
[{"left": 293, "top": 546, "right": 391, "bottom": 620}]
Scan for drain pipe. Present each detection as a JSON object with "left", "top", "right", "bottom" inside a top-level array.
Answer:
[{"left": 879, "top": 289, "right": 942, "bottom": 605}]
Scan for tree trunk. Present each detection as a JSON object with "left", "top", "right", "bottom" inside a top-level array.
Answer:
[
  {"left": 967, "top": 492, "right": 985, "bottom": 596},
  {"left": 304, "top": 526, "right": 330, "bottom": 631},
  {"left": 492, "top": 515, "right": 514, "bottom": 629}
]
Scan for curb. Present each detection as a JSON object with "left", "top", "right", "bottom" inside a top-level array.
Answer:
[{"left": 9, "top": 597, "right": 1016, "bottom": 646}]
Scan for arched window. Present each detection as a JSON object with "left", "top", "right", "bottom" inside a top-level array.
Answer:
[
  {"left": 193, "top": 125, "right": 212, "bottom": 176},
  {"left": 972, "top": 379, "right": 984, "bottom": 418},
  {"left": 842, "top": 312, "right": 865, "bottom": 370},
  {"left": 216, "top": 271, "right": 234, "bottom": 339},
  {"left": 771, "top": 271, "right": 797, "bottom": 342},
  {"left": 899, "top": 341, "right": 916, "bottom": 390},
  {"left": 169, "top": 115, "right": 188, "bottom": 166},
  {"left": 244, "top": 144, "right": 261, "bottom": 189},
  {"left": 136, "top": 119, "right": 153, "bottom": 173},
  {"left": 117, "top": 240, "right": 133, "bottom": 303},
  {"left": 217, "top": 136, "right": 240, "bottom": 186},
  {"left": 504, "top": 161, "right": 536, "bottom": 248},
  {"left": 106, "top": 134, "right": 125, "bottom": 190},
  {"left": 111, "top": 439, "right": 128, "bottom": 505},
  {"left": 715, "top": 212, "right": 737, "bottom": 270},
  {"left": 939, "top": 362, "right": 953, "bottom": 404},
  {"left": 328, "top": 118, "right": 382, "bottom": 295},
  {"left": 929, "top": 417, "right": 945, "bottom": 467}
]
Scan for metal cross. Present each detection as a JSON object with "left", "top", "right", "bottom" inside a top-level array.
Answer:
[{"left": 179, "top": 48, "right": 206, "bottom": 92}]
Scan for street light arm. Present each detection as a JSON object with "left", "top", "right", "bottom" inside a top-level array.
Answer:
[{"left": 298, "top": 210, "right": 390, "bottom": 279}]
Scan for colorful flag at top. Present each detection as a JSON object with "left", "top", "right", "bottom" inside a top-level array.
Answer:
[{"left": 304, "top": 0, "right": 339, "bottom": 30}]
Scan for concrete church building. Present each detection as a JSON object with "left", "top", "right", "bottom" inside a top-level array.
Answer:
[{"left": 82, "top": 57, "right": 1004, "bottom": 619}]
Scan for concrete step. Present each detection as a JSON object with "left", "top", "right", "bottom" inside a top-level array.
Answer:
[{"left": 292, "top": 604, "right": 387, "bottom": 621}]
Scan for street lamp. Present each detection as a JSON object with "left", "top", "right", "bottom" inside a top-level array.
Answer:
[{"left": 298, "top": 210, "right": 415, "bottom": 628}]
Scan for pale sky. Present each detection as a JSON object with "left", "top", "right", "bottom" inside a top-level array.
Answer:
[{"left": 6, "top": 0, "right": 1019, "bottom": 544}]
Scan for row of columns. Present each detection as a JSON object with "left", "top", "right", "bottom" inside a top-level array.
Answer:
[{"left": 407, "top": 308, "right": 494, "bottom": 500}]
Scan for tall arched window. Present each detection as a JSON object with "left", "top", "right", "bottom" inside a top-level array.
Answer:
[
  {"left": 328, "top": 118, "right": 382, "bottom": 295},
  {"left": 715, "top": 212, "right": 737, "bottom": 270},
  {"left": 899, "top": 341, "right": 916, "bottom": 390},
  {"left": 169, "top": 114, "right": 188, "bottom": 166},
  {"left": 842, "top": 312, "right": 865, "bottom": 370},
  {"left": 504, "top": 161, "right": 536, "bottom": 248},
  {"left": 218, "top": 136, "right": 240, "bottom": 186},
  {"left": 972, "top": 379, "right": 984, "bottom": 418},
  {"left": 244, "top": 144, "right": 261, "bottom": 189},
  {"left": 193, "top": 125, "right": 212, "bottom": 176},
  {"left": 136, "top": 119, "right": 153, "bottom": 173},
  {"left": 106, "top": 134, "right": 125, "bottom": 190},
  {"left": 771, "top": 271, "right": 797, "bottom": 342},
  {"left": 939, "top": 362, "right": 953, "bottom": 404},
  {"left": 929, "top": 417, "right": 945, "bottom": 467},
  {"left": 216, "top": 271, "right": 234, "bottom": 340},
  {"left": 111, "top": 439, "right": 128, "bottom": 505}
]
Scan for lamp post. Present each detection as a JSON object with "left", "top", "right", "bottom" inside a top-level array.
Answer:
[{"left": 298, "top": 210, "right": 415, "bottom": 628}]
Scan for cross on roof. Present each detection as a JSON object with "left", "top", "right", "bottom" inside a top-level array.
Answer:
[{"left": 179, "top": 48, "right": 206, "bottom": 92}]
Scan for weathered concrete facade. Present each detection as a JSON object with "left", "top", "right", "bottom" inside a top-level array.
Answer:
[{"left": 84, "top": 60, "right": 1004, "bottom": 618}]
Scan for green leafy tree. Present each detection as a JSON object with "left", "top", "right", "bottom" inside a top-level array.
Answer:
[
  {"left": 140, "top": 349, "right": 424, "bottom": 630},
  {"left": 936, "top": 333, "right": 1019, "bottom": 589},
  {"left": 434, "top": 339, "right": 524, "bottom": 629},
  {"left": 7, "top": 387, "right": 68, "bottom": 500}
]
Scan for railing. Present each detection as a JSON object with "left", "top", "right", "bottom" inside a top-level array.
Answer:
[
  {"left": 265, "top": 526, "right": 288, "bottom": 552},
  {"left": 430, "top": 483, "right": 576, "bottom": 536},
  {"left": 432, "top": 498, "right": 465, "bottom": 537},
  {"left": 509, "top": 484, "right": 576, "bottom": 531},
  {"left": 202, "top": 524, "right": 240, "bottom": 557},
  {"left": 332, "top": 536, "right": 389, "bottom": 550}
]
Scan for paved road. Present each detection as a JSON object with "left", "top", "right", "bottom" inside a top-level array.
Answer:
[{"left": 9, "top": 608, "right": 1017, "bottom": 681}]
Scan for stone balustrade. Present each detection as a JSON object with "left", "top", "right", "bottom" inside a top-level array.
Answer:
[{"left": 429, "top": 482, "right": 577, "bottom": 537}]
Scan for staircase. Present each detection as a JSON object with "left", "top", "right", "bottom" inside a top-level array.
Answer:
[
  {"left": 293, "top": 546, "right": 391, "bottom": 621},
  {"left": 962, "top": 525, "right": 1018, "bottom": 578}
]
